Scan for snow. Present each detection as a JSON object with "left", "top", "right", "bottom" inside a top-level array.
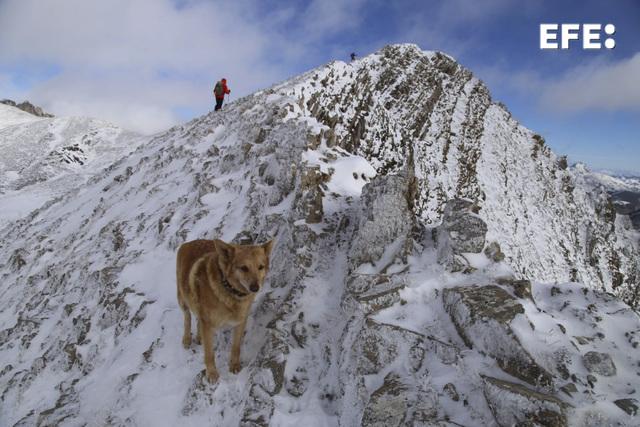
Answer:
[
  {"left": 0, "top": 44, "right": 638, "bottom": 426},
  {"left": 0, "top": 103, "right": 43, "bottom": 129}
]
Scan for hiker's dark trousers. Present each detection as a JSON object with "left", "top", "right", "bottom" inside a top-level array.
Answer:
[{"left": 215, "top": 97, "right": 224, "bottom": 111}]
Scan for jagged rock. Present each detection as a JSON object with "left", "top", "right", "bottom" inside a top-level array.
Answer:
[
  {"left": 484, "top": 241, "right": 505, "bottom": 262},
  {"left": 582, "top": 351, "right": 617, "bottom": 376},
  {"left": 349, "top": 173, "right": 414, "bottom": 270},
  {"left": 300, "top": 165, "right": 324, "bottom": 223},
  {"left": 497, "top": 277, "right": 533, "bottom": 300},
  {"left": 439, "top": 198, "right": 486, "bottom": 252},
  {"left": 347, "top": 274, "right": 405, "bottom": 313},
  {"left": 482, "top": 376, "right": 568, "bottom": 427},
  {"left": 361, "top": 373, "right": 408, "bottom": 427},
  {"left": 436, "top": 198, "right": 487, "bottom": 271},
  {"left": 443, "top": 285, "right": 553, "bottom": 389},
  {"left": 559, "top": 382, "right": 577, "bottom": 397},
  {"left": 360, "top": 372, "right": 438, "bottom": 427},
  {"left": 614, "top": 398, "right": 638, "bottom": 416},
  {"left": 1, "top": 99, "right": 54, "bottom": 117},
  {"left": 443, "top": 382, "right": 460, "bottom": 401},
  {"left": 353, "top": 318, "right": 425, "bottom": 375}
]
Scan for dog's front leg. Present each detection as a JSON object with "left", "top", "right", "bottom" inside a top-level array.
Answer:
[
  {"left": 229, "top": 319, "right": 247, "bottom": 374},
  {"left": 200, "top": 318, "right": 219, "bottom": 383},
  {"left": 181, "top": 305, "right": 192, "bottom": 348},
  {"left": 194, "top": 320, "right": 202, "bottom": 345}
]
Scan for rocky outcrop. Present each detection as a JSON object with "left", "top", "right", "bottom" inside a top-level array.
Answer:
[
  {"left": 1, "top": 99, "right": 54, "bottom": 117},
  {"left": 348, "top": 172, "right": 415, "bottom": 271},
  {"left": 482, "top": 376, "right": 568, "bottom": 427},
  {"left": 436, "top": 198, "right": 487, "bottom": 272},
  {"left": 582, "top": 351, "right": 617, "bottom": 377},
  {"left": 443, "top": 284, "right": 553, "bottom": 390}
]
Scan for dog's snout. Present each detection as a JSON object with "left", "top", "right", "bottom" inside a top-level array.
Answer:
[{"left": 249, "top": 283, "right": 259, "bottom": 293}]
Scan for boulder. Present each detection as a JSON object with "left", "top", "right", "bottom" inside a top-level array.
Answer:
[
  {"left": 484, "top": 241, "right": 505, "bottom": 262},
  {"left": 347, "top": 274, "right": 405, "bottom": 313},
  {"left": 361, "top": 372, "right": 438, "bottom": 427},
  {"left": 353, "top": 318, "right": 425, "bottom": 375},
  {"left": 436, "top": 198, "right": 487, "bottom": 271},
  {"left": 482, "top": 376, "right": 568, "bottom": 427},
  {"left": 582, "top": 351, "right": 617, "bottom": 377},
  {"left": 443, "top": 285, "right": 553, "bottom": 389},
  {"left": 361, "top": 373, "right": 408, "bottom": 427},
  {"left": 348, "top": 173, "right": 414, "bottom": 270},
  {"left": 614, "top": 398, "right": 638, "bottom": 416}
]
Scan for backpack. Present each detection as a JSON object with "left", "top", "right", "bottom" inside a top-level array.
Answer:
[{"left": 214, "top": 81, "right": 224, "bottom": 97}]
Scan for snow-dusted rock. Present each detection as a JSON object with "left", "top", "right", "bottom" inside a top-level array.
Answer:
[
  {"left": 582, "top": 351, "right": 617, "bottom": 377},
  {"left": 482, "top": 375, "right": 568, "bottom": 427},
  {"left": 443, "top": 285, "right": 553, "bottom": 389},
  {"left": 439, "top": 198, "right": 487, "bottom": 253},
  {"left": 348, "top": 172, "right": 415, "bottom": 271},
  {"left": 484, "top": 241, "right": 505, "bottom": 262},
  {"left": 361, "top": 372, "right": 438, "bottom": 427},
  {"left": 614, "top": 398, "right": 638, "bottom": 416},
  {"left": 436, "top": 198, "right": 488, "bottom": 272}
]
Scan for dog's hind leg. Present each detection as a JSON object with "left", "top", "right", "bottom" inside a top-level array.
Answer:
[
  {"left": 181, "top": 303, "right": 192, "bottom": 348},
  {"left": 229, "top": 319, "right": 247, "bottom": 374}
]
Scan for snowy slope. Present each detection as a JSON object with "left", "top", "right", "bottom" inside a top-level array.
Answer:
[
  {"left": 0, "top": 45, "right": 639, "bottom": 426},
  {"left": 0, "top": 103, "right": 43, "bottom": 128},
  {"left": 0, "top": 103, "right": 147, "bottom": 228}
]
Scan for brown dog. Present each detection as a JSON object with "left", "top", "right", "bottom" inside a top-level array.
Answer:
[{"left": 176, "top": 238, "right": 273, "bottom": 382}]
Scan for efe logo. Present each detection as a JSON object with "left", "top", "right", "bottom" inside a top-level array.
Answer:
[{"left": 540, "top": 24, "right": 616, "bottom": 49}]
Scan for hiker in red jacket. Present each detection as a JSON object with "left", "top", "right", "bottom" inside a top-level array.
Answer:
[{"left": 214, "top": 78, "right": 231, "bottom": 111}]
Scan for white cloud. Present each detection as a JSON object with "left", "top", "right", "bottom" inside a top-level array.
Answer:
[{"left": 540, "top": 53, "right": 640, "bottom": 112}]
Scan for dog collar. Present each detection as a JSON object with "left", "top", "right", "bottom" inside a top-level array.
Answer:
[{"left": 221, "top": 275, "right": 249, "bottom": 298}]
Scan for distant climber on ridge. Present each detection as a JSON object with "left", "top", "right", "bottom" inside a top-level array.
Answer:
[
  {"left": 214, "top": 78, "right": 231, "bottom": 111},
  {"left": 350, "top": 52, "right": 357, "bottom": 61}
]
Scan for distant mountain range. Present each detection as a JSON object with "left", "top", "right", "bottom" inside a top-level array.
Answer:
[{"left": 582, "top": 168, "right": 640, "bottom": 232}]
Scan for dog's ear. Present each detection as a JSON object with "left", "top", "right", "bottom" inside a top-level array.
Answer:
[
  {"left": 262, "top": 240, "right": 274, "bottom": 257},
  {"left": 214, "top": 239, "right": 234, "bottom": 265}
]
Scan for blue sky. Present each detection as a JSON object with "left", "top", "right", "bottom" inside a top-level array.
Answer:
[{"left": 0, "top": 0, "right": 638, "bottom": 172}]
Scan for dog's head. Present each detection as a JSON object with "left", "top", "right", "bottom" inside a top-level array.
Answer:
[{"left": 214, "top": 239, "right": 274, "bottom": 294}]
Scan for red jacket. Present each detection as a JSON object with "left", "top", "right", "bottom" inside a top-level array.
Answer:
[{"left": 214, "top": 80, "right": 230, "bottom": 99}]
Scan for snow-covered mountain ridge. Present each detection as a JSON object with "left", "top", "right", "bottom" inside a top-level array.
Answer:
[
  {"left": 271, "top": 44, "right": 639, "bottom": 305},
  {"left": 578, "top": 166, "right": 640, "bottom": 234},
  {"left": 0, "top": 44, "right": 639, "bottom": 426},
  {"left": 0, "top": 102, "right": 147, "bottom": 228}
]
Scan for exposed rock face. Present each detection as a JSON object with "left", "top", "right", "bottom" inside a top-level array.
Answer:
[
  {"left": 582, "top": 351, "right": 617, "bottom": 377},
  {"left": 436, "top": 198, "right": 488, "bottom": 271},
  {"left": 614, "top": 398, "right": 638, "bottom": 416},
  {"left": 484, "top": 241, "right": 505, "bottom": 262},
  {"left": 349, "top": 172, "right": 415, "bottom": 270},
  {"left": 439, "top": 198, "right": 486, "bottom": 253},
  {"left": 361, "top": 373, "right": 408, "bottom": 426}
]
